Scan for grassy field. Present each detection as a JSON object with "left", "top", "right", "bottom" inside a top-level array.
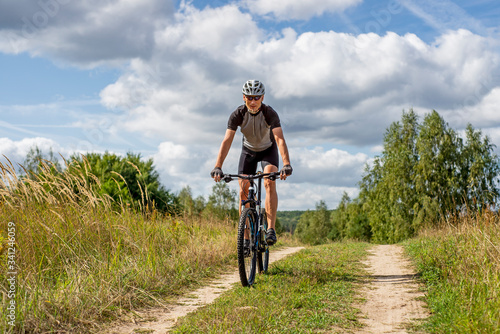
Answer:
[
  {"left": 404, "top": 210, "right": 500, "bottom": 333},
  {"left": 0, "top": 160, "right": 239, "bottom": 333},
  {"left": 3, "top": 158, "right": 500, "bottom": 333},
  {"left": 171, "top": 242, "right": 371, "bottom": 334}
]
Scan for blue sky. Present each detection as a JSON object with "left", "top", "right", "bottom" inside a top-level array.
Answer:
[{"left": 1, "top": 0, "right": 500, "bottom": 210}]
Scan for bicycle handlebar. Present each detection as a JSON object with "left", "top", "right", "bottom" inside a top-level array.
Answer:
[{"left": 222, "top": 172, "right": 281, "bottom": 183}]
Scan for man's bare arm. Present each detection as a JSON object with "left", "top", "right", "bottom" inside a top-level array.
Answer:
[
  {"left": 272, "top": 127, "right": 291, "bottom": 179},
  {"left": 213, "top": 129, "right": 236, "bottom": 181}
]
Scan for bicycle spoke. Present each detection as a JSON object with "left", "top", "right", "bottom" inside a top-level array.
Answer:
[{"left": 238, "top": 208, "right": 257, "bottom": 286}]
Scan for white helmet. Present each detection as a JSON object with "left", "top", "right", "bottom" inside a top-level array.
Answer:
[{"left": 242, "top": 80, "right": 265, "bottom": 96}]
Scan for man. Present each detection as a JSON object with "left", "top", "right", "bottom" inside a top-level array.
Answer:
[{"left": 211, "top": 79, "right": 292, "bottom": 246}]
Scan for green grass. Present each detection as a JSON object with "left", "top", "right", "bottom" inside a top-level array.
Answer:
[
  {"left": 404, "top": 210, "right": 500, "bottom": 333},
  {"left": 171, "top": 242, "right": 371, "bottom": 334},
  {"left": 0, "top": 160, "right": 239, "bottom": 333},
  {"left": 0, "top": 206, "right": 239, "bottom": 333}
]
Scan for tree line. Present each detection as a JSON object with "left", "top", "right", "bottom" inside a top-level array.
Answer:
[
  {"left": 18, "top": 109, "right": 498, "bottom": 242},
  {"left": 19, "top": 148, "right": 290, "bottom": 230},
  {"left": 19, "top": 149, "right": 240, "bottom": 219},
  {"left": 296, "top": 109, "right": 499, "bottom": 244}
]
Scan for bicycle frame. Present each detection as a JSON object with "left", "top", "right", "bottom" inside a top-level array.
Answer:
[
  {"left": 223, "top": 171, "right": 280, "bottom": 286},
  {"left": 224, "top": 172, "right": 279, "bottom": 241},
  {"left": 223, "top": 171, "right": 279, "bottom": 208}
]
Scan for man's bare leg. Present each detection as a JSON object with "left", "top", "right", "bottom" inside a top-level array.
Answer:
[{"left": 263, "top": 164, "right": 279, "bottom": 231}]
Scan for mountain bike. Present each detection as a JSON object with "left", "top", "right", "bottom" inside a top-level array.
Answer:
[{"left": 223, "top": 171, "right": 281, "bottom": 287}]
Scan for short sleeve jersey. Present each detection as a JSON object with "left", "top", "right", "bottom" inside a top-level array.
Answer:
[{"left": 227, "top": 104, "right": 281, "bottom": 152}]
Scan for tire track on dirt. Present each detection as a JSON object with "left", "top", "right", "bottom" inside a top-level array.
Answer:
[
  {"left": 357, "top": 244, "right": 429, "bottom": 334},
  {"left": 104, "top": 246, "right": 304, "bottom": 334}
]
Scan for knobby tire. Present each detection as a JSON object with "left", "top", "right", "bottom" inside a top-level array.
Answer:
[
  {"left": 257, "top": 211, "right": 269, "bottom": 273},
  {"left": 237, "top": 207, "right": 257, "bottom": 286}
]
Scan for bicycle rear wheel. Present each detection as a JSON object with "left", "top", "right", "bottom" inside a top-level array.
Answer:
[
  {"left": 237, "top": 207, "right": 258, "bottom": 286},
  {"left": 257, "top": 211, "right": 269, "bottom": 273}
]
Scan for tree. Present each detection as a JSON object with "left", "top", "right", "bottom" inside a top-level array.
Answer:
[
  {"left": 358, "top": 109, "right": 500, "bottom": 242},
  {"left": 69, "top": 152, "right": 179, "bottom": 214},
  {"left": 331, "top": 192, "right": 371, "bottom": 241},
  {"left": 330, "top": 192, "right": 350, "bottom": 240},
  {"left": 295, "top": 200, "right": 332, "bottom": 245},
  {"left": 359, "top": 109, "right": 419, "bottom": 242},
  {"left": 461, "top": 124, "right": 499, "bottom": 209},
  {"left": 414, "top": 111, "right": 461, "bottom": 225},
  {"left": 178, "top": 186, "right": 207, "bottom": 216},
  {"left": 206, "top": 182, "right": 238, "bottom": 220},
  {"left": 178, "top": 186, "right": 195, "bottom": 216},
  {"left": 21, "top": 145, "right": 62, "bottom": 177},
  {"left": 193, "top": 195, "right": 206, "bottom": 216}
]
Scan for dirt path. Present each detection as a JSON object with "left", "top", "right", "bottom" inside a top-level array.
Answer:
[
  {"left": 104, "top": 246, "right": 304, "bottom": 334},
  {"left": 357, "top": 244, "right": 429, "bottom": 334}
]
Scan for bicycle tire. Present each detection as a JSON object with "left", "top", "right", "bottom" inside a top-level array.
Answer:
[
  {"left": 257, "top": 211, "right": 270, "bottom": 273},
  {"left": 237, "top": 207, "right": 258, "bottom": 286}
]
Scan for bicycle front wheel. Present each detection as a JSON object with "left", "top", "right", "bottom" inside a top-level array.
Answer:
[
  {"left": 237, "top": 207, "right": 258, "bottom": 286},
  {"left": 257, "top": 211, "right": 269, "bottom": 274}
]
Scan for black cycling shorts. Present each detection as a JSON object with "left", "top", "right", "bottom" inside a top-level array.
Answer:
[{"left": 238, "top": 142, "right": 279, "bottom": 174}]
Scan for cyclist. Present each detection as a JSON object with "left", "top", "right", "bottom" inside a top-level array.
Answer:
[{"left": 211, "top": 79, "right": 293, "bottom": 246}]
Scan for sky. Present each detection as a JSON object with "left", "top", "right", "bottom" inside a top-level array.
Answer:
[{"left": 1, "top": 0, "right": 500, "bottom": 210}]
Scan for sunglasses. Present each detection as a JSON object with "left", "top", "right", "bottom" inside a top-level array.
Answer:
[{"left": 245, "top": 95, "right": 262, "bottom": 101}]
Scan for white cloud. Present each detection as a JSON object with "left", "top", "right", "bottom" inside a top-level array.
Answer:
[
  {"left": 152, "top": 141, "right": 228, "bottom": 195},
  {"left": 439, "top": 87, "right": 500, "bottom": 142},
  {"left": 93, "top": 5, "right": 500, "bottom": 209},
  {"left": 275, "top": 182, "right": 359, "bottom": 211},
  {"left": 2, "top": 2, "right": 500, "bottom": 209},
  {"left": 0, "top": 0, "right": 175, "bottom": 66},
  {"left": 269, "top": 29, "right": 498, "bottom": 105},
  {"left": 0, "top": 137, "right": 66, "bottom": 168},
  {"left": 291, "top": 146, "right": 369, "bottom": 186},
  {"left": 170, "top": 4, "right": 261, "bottom": 56},
  {"left": 242, "top": 0, "right": 362, "bottom": 21},
  {"left": 99, "top": 6, "right": 500, "bottom": 148}
]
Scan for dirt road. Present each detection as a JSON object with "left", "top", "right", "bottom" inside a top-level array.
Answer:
[
  {"left": 105, "top": 244, "right": 428, "bottom": 333},
  {"left": 105, "top": 246, "right": 304, "bottom": 334},
  {"left": 357, "top": 244, "right": 429, "bottom": 333}
]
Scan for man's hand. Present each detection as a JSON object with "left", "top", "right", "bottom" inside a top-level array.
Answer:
[
  {"left": 211, "top": 167, "right": 223, "bottom": 182},
  {"left": 280, "top": 164, "right": 293, "bottom": 180}
]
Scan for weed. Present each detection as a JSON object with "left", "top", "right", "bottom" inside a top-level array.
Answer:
[
  {"left": 0, "top": 159, "right": 236, "bottom": 333},
  {"left": 171, "top": 242, "right": 371, "bottom": 333},
  {"left": 404, "top": 210, "right": 500, "bottom": 333}
]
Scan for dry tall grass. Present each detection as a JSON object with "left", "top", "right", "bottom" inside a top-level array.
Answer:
[
  {"left": 405, "top": 208, "right": 500, "bottom": 332},
  {"left": 0, "top": 157, "right": 236, "bottom": 333}
]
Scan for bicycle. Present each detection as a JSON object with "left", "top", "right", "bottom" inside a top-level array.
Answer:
[{"left": 222, "top": 171, "right": 281, "bottom": 287}]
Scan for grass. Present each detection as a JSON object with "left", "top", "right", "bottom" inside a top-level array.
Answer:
[
  {"left": 171, "top": 242, "right": 371, "bottom": 334},
  {"left": 0, "top": 159, "right": 238, "bottom": 333},
  {"left": 404, "top": 209, "right": 500, "bottom": 333},
  {"left": 14, "top": 154, "right": 500, "bottom": 333}
]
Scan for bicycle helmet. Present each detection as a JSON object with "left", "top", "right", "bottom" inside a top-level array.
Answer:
[{"left": 242, "top": 80, "right": 265, "bottom": 96}]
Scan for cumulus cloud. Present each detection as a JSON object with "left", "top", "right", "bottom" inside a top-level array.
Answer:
[
  {"left": 0, "top": 0, "right": 175, "bottom": 66},
  {"left": 100, "top": 7, "right": 500, "bottom": 148},
  {"left": 291, "top": 146, "right": 369, "bottom": 186},
  {"left": 269, "top": 29, "right": 498, "bottom": 105},
  {"left": 242, "top": 0, "right": 362, "bottom": 21},
  {"left": 93, "top": 4, "right": 500, "bottom": 210},
  {"left": 276, "top": 182, "right": 359, "bottom": 211},
  {"left": 8, "top": 2, "right": 491, "bottom": 151},
  {"left": 0, "top": 137, "right": 66, "bottom": 167},
  {"left": 2, "top": 2, "right": 500, "bottom": 209},
  {"left": 440, "top": 87, "right": 500, "bottom": 131},
  {"left": 152, "top": 140, "right": 230, "bottom": 194}
]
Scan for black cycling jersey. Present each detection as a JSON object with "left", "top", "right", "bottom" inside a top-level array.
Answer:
[{"left": 227, "top": 104, "right": 281, "bottom": 152}]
